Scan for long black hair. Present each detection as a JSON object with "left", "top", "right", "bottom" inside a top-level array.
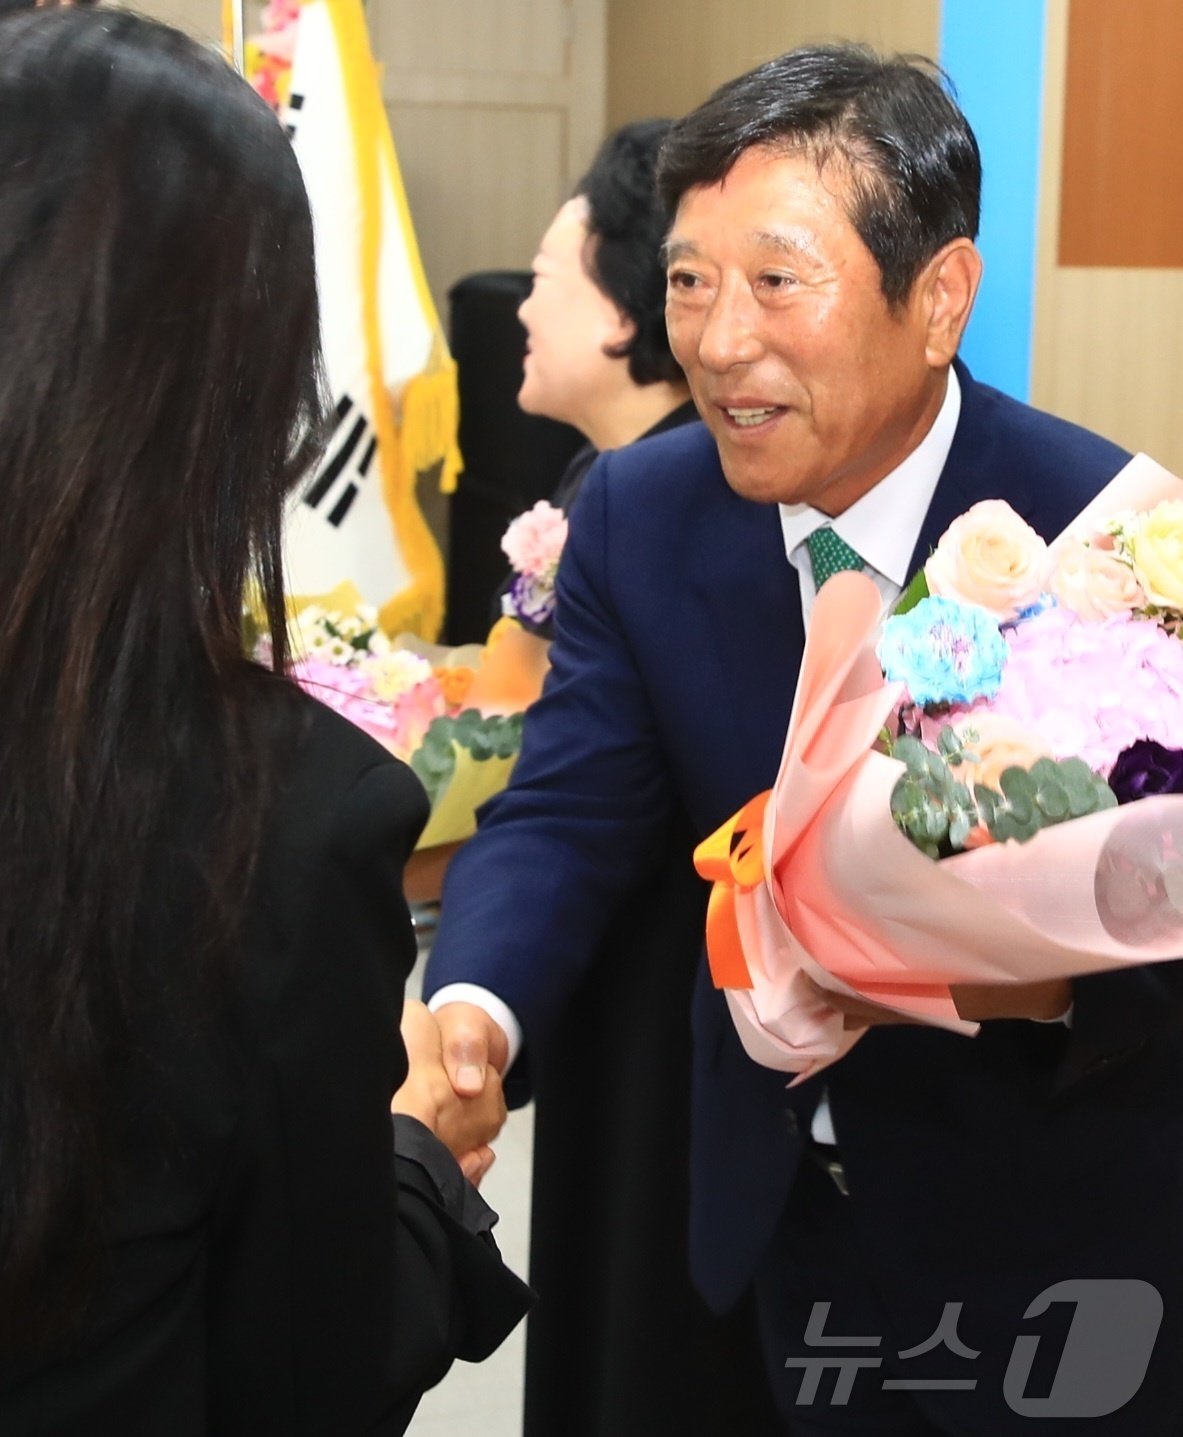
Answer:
[{"left": 0, "top": 9, "right": 326, "bottom": 1346}]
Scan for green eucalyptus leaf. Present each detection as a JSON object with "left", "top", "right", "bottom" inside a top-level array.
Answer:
[
  {"left": 894, "top": 736, "right": 928, "bottom": 774},
  {"left": 894, "top": 567, "right": 931, "bottom": 617},
  {"left": 949, "top": 810, "right": 972, "bottom": 849},
  {"left": 452, "top": 708, "right": 484, "bottom": 742},
  {"left": 950, "top": 780, "right": 974, "bottom": 809},
  {"left": 938, "top": 725, "right": 962, "bottom": 759},
  {"left": 1000, "top": 767, "right": 1036, "bottom": 802},
  {"left": 925, "top": 749, "right": 951, "bottom": 786},
  {"left": 1035, "top": 780, "right": 1069, "bottom": 822},
  {"left": 890, "top": 778, "right": 924, "bottom": 819}
]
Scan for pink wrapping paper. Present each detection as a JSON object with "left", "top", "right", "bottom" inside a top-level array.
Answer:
[{"left": 726, "top": 454, "right": 1183, "bottom": 1077}]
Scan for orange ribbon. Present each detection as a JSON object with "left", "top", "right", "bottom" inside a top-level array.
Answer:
[{"left": 693, "top": 791, "right": 770, "bottom": 990}]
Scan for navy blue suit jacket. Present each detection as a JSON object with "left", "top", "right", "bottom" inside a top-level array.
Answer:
[{"left": 427, "top": 366, "right": 1183, "bottom": 1318}]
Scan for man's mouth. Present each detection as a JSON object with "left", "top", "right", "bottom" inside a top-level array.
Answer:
[{"left": 721, "top": 405, "right": 783, "bottom": 429}]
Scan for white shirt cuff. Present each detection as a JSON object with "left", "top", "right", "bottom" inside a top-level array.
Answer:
[
  {"left": 427, "top": 983, "right": 524, "bottom": 1070},
  {"left": 1033, "top": 1002, "right": 1074, "bottom": 1029}
]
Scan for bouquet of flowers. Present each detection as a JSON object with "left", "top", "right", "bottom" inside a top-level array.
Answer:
[
  {"left": 263, "top": 587, "right": 526, "bottom": 850},
  {"left": 499, "top": 501, "right": 568, "bottom": 628},
  {"left": 694, "top": 454, "right": 1183, "bottom": 1078}
]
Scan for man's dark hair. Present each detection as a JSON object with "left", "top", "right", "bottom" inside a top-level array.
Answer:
[
  {"left": 575, "top": 118, "right": 684, "bottom": 387},
  {"left": 656, "top": 44, "right": 981, "bottom": 308}
]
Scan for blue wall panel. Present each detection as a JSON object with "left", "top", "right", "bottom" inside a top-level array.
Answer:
[{"left": 940, "top": 0, "right": 1047, "bottom": 400}]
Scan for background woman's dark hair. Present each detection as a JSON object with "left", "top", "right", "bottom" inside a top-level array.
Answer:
[
  {"left": 0, "top": 8, "right": 325, "bottom": 1346},
  {"left": 656, "top": 44, "right": 981, "bottom": 308},
  {"left": 575, "top": 119, "right": 685, "bottom": 387}
]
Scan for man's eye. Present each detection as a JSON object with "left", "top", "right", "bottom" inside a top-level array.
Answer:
[
  {"left": 667, "top": 270, "right": 701, "bottom": 291},
  {"left": 760, "top": 272, "right": 796, "bottom": 290}
]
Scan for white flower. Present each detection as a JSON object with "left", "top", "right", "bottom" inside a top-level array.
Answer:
[{"left": 362, "top": 649, "right": 434, "bottom": 701}]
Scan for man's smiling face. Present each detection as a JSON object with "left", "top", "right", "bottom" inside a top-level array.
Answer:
[{"left": 664, "top": 144, "right": 948, "bottom": 516}]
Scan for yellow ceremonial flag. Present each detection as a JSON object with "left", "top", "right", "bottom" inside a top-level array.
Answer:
[{"left": 242, "top": 0, "right": 459, "bottom": 640}]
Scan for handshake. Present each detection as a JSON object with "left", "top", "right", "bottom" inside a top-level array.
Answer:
[{"left": 392, "top": 1000, "right": 510, "bottom": 1187}]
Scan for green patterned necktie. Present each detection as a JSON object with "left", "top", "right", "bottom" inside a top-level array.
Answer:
[{"left": 806, "top": 526, "right": 865, "bottom": 588}]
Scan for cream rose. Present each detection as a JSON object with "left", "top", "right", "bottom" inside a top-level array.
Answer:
[
  {"left": 953, "top": 713, "right": 1052, "bottom": 794},
  {"left": 1048, "top": 536, "right": 1144, "bottom": 621},
  {"left": 1129, "top": 501, "right": 1183, "bottom": 610},
  {"left": 924, "top": 500, "right": 1049, "bottom": 621}
]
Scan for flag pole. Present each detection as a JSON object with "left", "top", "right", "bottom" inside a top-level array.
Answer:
[{"left": 230, "top": 0, "right": 246, "bottom": 74}]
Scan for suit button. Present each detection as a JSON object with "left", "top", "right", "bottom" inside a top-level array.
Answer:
[{"left": 783, "top": 1108, "right": 799, "bottom": 1136}]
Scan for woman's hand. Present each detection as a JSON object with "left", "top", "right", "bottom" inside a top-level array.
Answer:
[{"left": 392, "top": 1000, "right": 507, "bottom": 1184}]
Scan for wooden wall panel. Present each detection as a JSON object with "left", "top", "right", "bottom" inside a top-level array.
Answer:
[
  {"left": 606, "top": 0, "right": 940, "bottom": 127},
  {"left": 382, "top": 0, "right": 568, "bottom": 77},
  {"left": 1059, "top": 0, "right": 1183, "bottom": 268},
  {"left": 1032, "top": 0, "right": 1183, "bottom": 472},
  {"left": 126, "top": 0, "right": 222, "bottom": 44},
  {"left": 385, "top": 103, "right": 569, "bottom": 308},
  {"left": 378, "top": 0, "right": 606, "bottom": 315}
]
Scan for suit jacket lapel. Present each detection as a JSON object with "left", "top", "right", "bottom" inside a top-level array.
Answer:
[
  {"left": 693, "top": 478, "right": 804, "bottom": 814},
  {"left": 906, "top": 360, "right": 1034, "bottom": 579}
]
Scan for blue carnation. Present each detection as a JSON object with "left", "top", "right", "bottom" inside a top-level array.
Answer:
[{"left": 878, "top": 596, "right": 1007, "bottom": 706}]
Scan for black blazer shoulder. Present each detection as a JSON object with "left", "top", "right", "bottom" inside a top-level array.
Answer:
[{"left": 0, "top": 688, "right": 528, "bottom": 1436}]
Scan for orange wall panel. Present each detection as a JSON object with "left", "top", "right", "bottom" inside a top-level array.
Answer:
[{"left": 1059, "top": 0, "right": 1183, "bottom": 268}]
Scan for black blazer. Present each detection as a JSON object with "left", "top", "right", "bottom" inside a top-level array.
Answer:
[{"left": 0, "top": 696, "right": 529, "bottom": 1435}]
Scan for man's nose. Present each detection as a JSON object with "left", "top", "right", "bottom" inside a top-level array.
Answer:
[{"left": 696, "top": 282, "right": 764, "bottom": 371}]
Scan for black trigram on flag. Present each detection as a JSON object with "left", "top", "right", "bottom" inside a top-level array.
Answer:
[
  {"left": 283, "top": 91, "right": 305, "bottom": 142},
  {"left": 303, "top": 392, "right": 377, "bottom": 528}
]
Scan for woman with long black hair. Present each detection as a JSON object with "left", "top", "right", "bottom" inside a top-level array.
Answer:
[{"left": 0, "top": 10, "right": 527, "bottom": 1431}]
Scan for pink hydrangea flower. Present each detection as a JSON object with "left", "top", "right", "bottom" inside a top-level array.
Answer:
[
  {"left": 290, "top": 656, "right": 445, "bottom": 761},
  {"left": 959, "top": 607, "right": 1183, "bottom": 776},
  {"left": 500, "top": 501, "right": 568, "bottom": 580}
]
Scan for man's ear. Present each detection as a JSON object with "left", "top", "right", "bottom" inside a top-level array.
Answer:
[{"left": 918, "top": 239, "right": 983, "bottom": 368}]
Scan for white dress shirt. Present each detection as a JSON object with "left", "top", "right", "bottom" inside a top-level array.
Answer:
[
  {"left": 430, "top": 371, "right": 964, "bottom": 1092},
  {"left": 783, "top": 370, "right": 961, "bottom": 1143}
]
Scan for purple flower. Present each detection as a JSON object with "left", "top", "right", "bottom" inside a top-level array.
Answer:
[
  {"left": 1108, "top": 739, "right": 1183, "bottom": 804},
  {"left": 502, "top": 572, "right": 557, "bottom": 626}
]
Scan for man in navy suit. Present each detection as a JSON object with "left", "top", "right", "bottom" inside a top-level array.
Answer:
[{"left": 426, "top": 46, "right": 1183, "bottom": 1433}]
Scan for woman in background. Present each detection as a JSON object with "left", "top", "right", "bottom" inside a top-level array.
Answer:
[
  {"left": 0, "top": 11, "right": 527, "bottom": 1433},
  {"left": 498, "top": 119, "right": 697, "bottom": 639}
]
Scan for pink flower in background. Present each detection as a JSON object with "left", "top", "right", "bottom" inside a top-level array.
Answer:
[
  {"left": 500, "top": 501, "right": 568, "bottom": 580},
  {"left": 1048, "top": 536, "right": 1145, "bottom": 621},
  {"left": 949, "top": 712, "right": 1053, "bottom": 793},
  {"left": 924, "top": 499, "right": 1049, "bottom": 621},
  {"left": 960, "top": 606, "right": 1183, "bottom": 775},
  {"left": 290, "top": 654, "right": 445, "bottom": 761},
  {"left": 255, "top": 0, "right": 300, "bottom": 57}
]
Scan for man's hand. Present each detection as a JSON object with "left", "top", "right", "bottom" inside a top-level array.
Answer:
[
  {"left": 433, "top": 1000, "right": 511, "bottom": 1098},
  {"left": 799, "top": 974, "right": 1073, "bottom": 1029},
  {"left": 392, "top": 1000, "right": 507, "bottom": 1179},
  {"left": 798, "top": 975, "right": 911, "bottom": 1032},
  {"left": 950, "top": 978, "right": 1072, "bottom": 1023}
]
